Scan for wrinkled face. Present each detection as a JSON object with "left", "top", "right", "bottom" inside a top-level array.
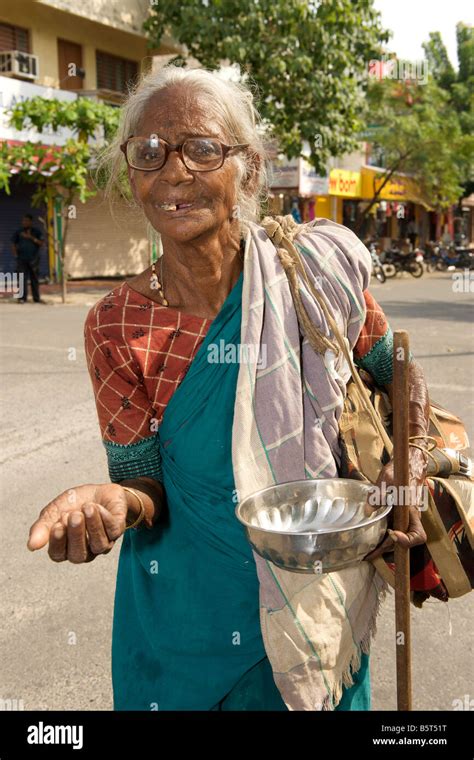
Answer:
[{"left": 127, "top": 85, "right": 245, "bottom": 243}]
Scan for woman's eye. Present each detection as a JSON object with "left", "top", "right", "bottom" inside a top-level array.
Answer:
[
  {"left": 139, "top": 149, "right": 160, "bottom": 161},
  {"left": 188, "top": 145, "right": 206, "bottom": 157},
  {"left": 189, "top": 141, "right": 219, "bottom": 158}
]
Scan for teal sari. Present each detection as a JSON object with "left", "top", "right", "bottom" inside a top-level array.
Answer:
[{"left": 111, "top": 270, "right": 370, "bottom": 711}]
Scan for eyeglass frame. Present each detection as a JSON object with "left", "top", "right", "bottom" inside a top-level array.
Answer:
[{"left": 120, "top": 134, "right": 250, "bottom": 172}]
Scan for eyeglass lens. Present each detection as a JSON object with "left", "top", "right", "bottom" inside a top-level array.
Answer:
[{"left": 127, "top": 137, "right": 224, "bottom": 170}]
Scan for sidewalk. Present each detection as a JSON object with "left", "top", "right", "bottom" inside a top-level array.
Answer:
[{"left": 0, "top": 278, "right": 124, "bottom": 306}]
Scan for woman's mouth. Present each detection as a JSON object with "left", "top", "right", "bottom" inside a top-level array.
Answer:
[{"left": 156, "top": 202, "right": 195, "bottom": 213}]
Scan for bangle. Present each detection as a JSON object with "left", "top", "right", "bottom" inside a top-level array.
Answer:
[{"left": 122, "top": 487, "right": 146, "bottom": 530}]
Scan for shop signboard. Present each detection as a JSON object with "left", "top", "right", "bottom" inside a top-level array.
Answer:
[
  {"left": 361, "top": 166, "right": 420, "bottom": 202},
  {"left": 329, "top": 169, "right": 362, "bottom": 198},
  {"left": 299, "top": 158, "right": 329, "bottom": 196}
]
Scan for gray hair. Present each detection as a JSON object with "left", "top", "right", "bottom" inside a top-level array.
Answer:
[{"left": 96, "top": 64, "right": 270, "bottom": 232}]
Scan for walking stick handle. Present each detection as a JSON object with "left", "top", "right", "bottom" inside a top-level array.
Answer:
[{"left": 393, "top": 330, "right": 412, "bottom": 710}]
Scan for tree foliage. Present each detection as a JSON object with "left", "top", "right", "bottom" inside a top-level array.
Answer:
[
  {"left": 362, "top": 23, "right": 474, "bottom": 214},
  {"left": 423, "top": 23, "right": 474, "bottom": 137},
  {"left": 365, "top": 76, "right": 473, "bottom": 212},
  {"left": 0, "top": 97, "right": 119, "bottom": 199}
]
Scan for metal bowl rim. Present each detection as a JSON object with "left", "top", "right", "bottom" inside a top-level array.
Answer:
[{"left": 235, "top": 478, "right": 391, "bottom": 535}]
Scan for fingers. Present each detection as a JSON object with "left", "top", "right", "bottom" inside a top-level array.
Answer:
[
  {"left": 364, "top": 529, "right": 397, "bottom": 561},
  {"left": 28, "top": 484, "right": 128, "bottom": 555},
  {"left": 48, "top": 522, "right": 67, "bottom": 562},
  {"left": 28, "top": 521, "right": 53, "bottom": 552},
  {"left": 365, "top": 506, "right": 427, "bottom": 561},
  {"left": 390, "top": 527, "right": 426, "bottom": 549},
  {"left": 67, "top": 511, "right": 95, "bottom": 564},
  {"left": 47, "top": 504, "right": 118, "bottom": 564},
  {"left": 27, "top": 500, "right": 61, "bottom": 551},
  {"left": 83, "top": 503, "right": 115, "bottom": 554},
  {"left": 390, "top": 506, "right": 427, "bottom": 549}
]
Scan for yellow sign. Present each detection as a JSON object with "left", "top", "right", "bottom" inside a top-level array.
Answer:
[
  {"left": 361, "top": 167, "right": 420, "bottom": 202},
  {"left": 329, "top": 169, "right": 362, "bottom": 198}
]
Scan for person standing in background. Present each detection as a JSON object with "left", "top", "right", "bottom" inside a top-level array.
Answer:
[
  {"left": 11, "top": 214, "right": 45, "bottom": 303},
  {"left": 407, "top": 218, "right": 418, "bottom": 250}
]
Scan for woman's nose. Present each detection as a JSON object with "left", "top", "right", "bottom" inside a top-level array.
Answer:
[{"left": 155, "top": 149, "right": 194, "bottom": 184}]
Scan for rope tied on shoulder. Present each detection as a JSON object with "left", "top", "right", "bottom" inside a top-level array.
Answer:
[{"left": 261, "top": 215, "right": 339, "bottom": 356}]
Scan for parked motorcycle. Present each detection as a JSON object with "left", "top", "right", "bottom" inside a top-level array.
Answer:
[
  {"left": 423, "top": 242, "right": 442, "bottom": 273},
  {"left": 381, "top": 245, "right": 424, "bottom": 278},
  {"left": 437, "top": 245, "right": 474, "bottom": 271},
  {"left": 368, "top": 241, "right": 386, "bottom": 283}
]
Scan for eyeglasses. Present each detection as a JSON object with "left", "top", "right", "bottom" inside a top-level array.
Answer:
[{"left": 120, "top": 135, "right": 249, "bottom": 172}]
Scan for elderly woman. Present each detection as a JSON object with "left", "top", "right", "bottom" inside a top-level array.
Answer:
[{"left": 27, "top": 66, "right": 429, "bottom": 712}]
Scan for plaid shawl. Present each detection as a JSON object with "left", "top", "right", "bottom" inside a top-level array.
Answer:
[{"left": 232, "top": 217, "right": 388, "bottom": 711}]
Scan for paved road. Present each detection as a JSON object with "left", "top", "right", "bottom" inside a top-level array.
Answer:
[{"left": 0, "top": 270, "right": 472, "bottom": 711}]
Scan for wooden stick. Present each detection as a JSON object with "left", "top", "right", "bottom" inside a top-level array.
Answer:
[{"left": 392, "top": 330, "right": 412, "bottom": 711}]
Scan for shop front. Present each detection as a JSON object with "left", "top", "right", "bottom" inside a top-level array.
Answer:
[
  {"left": 359, "top": 166, "right": 431, "bottom": 248},
  {"left": 328, "top": 168, "right": 363, "bottom": 231},
  {"left": 0, "top": 174, "right": 48, "bottom": 279},
  {"left": 264, "top": 153, "right": 436, "bottom": 250},
  {"left": 0, "top": 75, "right": 78, "bottom": 281}
]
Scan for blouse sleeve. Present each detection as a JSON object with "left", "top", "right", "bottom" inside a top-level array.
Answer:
[
  {"left": 354, "top": 290, "right": 412, "bottom": 386},
  {"left": 83, "top": 310, "right": 163, "bottom": 484}
]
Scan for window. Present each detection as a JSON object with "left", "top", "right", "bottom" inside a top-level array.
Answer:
[
  {"left": 0, "top": 22, "right": 29, "bottom": 52},
  {"left": 96, "top": 51, "right": 138, "bottom": 94}
]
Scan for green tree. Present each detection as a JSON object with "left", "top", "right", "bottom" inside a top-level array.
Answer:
[
  {"left": 143, "top": 0, "right": 389, "bottom": 173},
  {"left": 0, "top": 98, "right": 119, "bottom": 302},
  {"left": 422, "top": 32, "right": 456, "bottom": 91},
  {"left": 357, "top": 69, "right": 474, "bottom": 231},
  {"left": 423, "top": 23, "right": 474, "bottom": 138}
]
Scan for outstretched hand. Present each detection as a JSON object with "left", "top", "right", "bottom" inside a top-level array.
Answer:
[{"left": 27, "top": 483, "right": 129, "bottom": 563}]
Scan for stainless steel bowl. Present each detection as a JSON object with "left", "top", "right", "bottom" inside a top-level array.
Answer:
[{"left": 235, "top": 478, "right": 391, "bottom": 573}]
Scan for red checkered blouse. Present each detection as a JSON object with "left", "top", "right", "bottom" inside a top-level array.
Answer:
[{"left": 84, "top": 282, "right": 392, "bottom": 469}]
